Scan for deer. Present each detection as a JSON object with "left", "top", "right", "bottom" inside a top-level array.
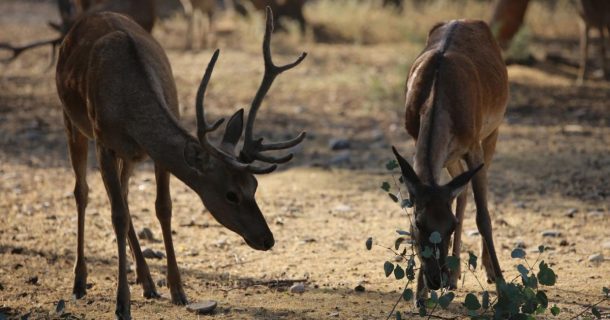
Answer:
[
  {"left": 392, "top": 19, "right": 508, "bottom": 304},
  {"left": 55, "top": 7, "right": 306, "bottom": 319},
  {"left": 0, "top": 0, "right": 155, "bottom": 62},
  {"left": 236, "top": 0, "right": 307, "bottom": 35},
  {"left": 576, "top": 0, "right": 610, "bottom": 83}
]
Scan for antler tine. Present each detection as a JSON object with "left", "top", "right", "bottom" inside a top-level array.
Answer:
[
  {"left": 240, "top": 6, "right": 307, "bottom": 170},
  {"left": 195, "top": 49, "right": 253, "bottom": 171},
  {"left": 0, "top": 37, "right": 62, "bottom": 63}
]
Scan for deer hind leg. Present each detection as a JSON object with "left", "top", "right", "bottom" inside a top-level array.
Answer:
[
  {"left": 415, "top": 268, "right": 429, "bottom": 307},
  {"left": 465, "top": 129, "right": 503, "bottom": 285},
  {"left": 446, "top": 161, "right": 468, "bottom": 290},
  {"left": 64, "top": 113, "right": 89, "bottom": 299},
  {"left": 97, "top": 145, "right": 132, "bottom": 319},
  {"left": 119, "top": 160, "right": 160, "bottom": 299},
  {"left": 578, "top": 21, "right": 590, "bottom": 84},
  {"left": 599, "top": 24, "right": 608, "bottom": 80},
  {"left": 155, "top": 164, "right": 188, "bottom": 305}
]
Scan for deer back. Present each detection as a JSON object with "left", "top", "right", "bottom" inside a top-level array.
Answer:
[{"left": 404, "top": 20, "right": 508, "bottom": 181}]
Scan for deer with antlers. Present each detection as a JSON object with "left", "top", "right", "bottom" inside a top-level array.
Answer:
[
  {"left": 55, "top": 7, "right": 306, "bottom": 319},
  {"left": 392, "top": 19, "right": 508, "bottom": 303}
]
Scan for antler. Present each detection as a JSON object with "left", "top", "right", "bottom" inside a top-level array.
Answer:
[
  {"left": 195, "top": 49, "right": 280, "bottom": 174},
  {"left": 239, "top": 6, "right": 307, "bottom": 169},
  {"left": 0, "top": 37, "right": 62, "bottom": 63}
]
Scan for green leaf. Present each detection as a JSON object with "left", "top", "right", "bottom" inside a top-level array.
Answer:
[
  {"left": 394, "top": 237, "right": 404, "bottom": 250},
  {"left": 395, "top": 310, "right": 401, "bottom": 320},
  {"left": 421, "top": 246, "right": 433, "bottom": 258},
  {"left": 396, "top": 230, "right": 410, "bottom": 236},
  {"left": 418, "top": 304, "right": 426, "bottom": 316},
  {"left": 511, "top": 248, "right": 526, "bottom": 259},
  {"left": 538, "top": 245, "right": 545, "bottom": 253},
  {"left": 402, "top": 288, "right": 413, "bottom": 301},
  {"left": 365, "top": 237, "right": 373, "bottom": 250},
  {"left": 394, "top": 265, "right": 405, "bottom": 280},
  {"left": 384, "top": 261, "right": 394, "bottom": 277},
  {"left": 603, "top": 287, "right": 609, "bottom": 296},
  {"left": 386, "top": 160, "right": 399, "bottom": 170},
  {"left": 406, "top": 256, "right": 416, "bottom": 280},
  {"left": 429, "top": 231, "right": 442, "bottom": 244},
  {"left": 517, "top": 264, "right": 529, "bottom": 278},
  {"left": 438, "top": 292, "right": 455, "bottom": 309},
  {"left": 468, "top": 251, "right": 478, "bottom": 270},
  {"left": 430, "top": 290, "right": 438, "bottom": 303},
  {"left": 592, "top": 307, "right": 602, "bottom": 319},
  {"left": 381, "top": 181, "right": 391, "bottom": 192},
  {"left": 446, "top": 256, "right": 459, "bottom": 270},
  {"left": 536, "top": 291, "right": 548, "bottom": 308},
  {"left": 482, "top": 291, "right": 490, "bottom": 309},
  {"left": 400, "top": 199, "right": 413, "bottom": 208},
  {"left": 388, "top": 193, "right": 399, "bottom": 203},
  {"left": 463, "top": 293, "right": 481, "bottom": 311},
  {"left": 550, "top": 305, "right": 560, "bottom": 316},
  {"left": 425, "top": 298, "right": 436, "bottom": 308},
  {"left": 537, "top": 261, "right": 557, "bottom": 286}
]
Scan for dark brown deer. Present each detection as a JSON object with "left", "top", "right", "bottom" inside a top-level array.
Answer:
[
  {"left": 55, "top": 7, "right": 306, "bottom": 319},
  {"left": 488, "top": 0, "right": 530, "bottom": 50},
  {"left": 394, "top": 19, "right": 508, "bottom": 303},
  {"left": 236, "top": 0, "right": 307, "bottom": 35},
  {"left": 576, "top": 0, "right": 610, "bottom": 83},
  {"left": 0, "top": 0, "right": 155, "bottom": 62}
]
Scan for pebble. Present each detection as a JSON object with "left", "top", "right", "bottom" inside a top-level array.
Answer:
[
  {"left": 26, "top": 276, "right": 38, "bottom": 285},
  {"left": 329, "top": 312, "right": 340, "bottom": 317},
  {"left": 137, "top": 227, "right": 154, "bottom": 241},
  {"left": 333, "top": 204, "right": 352, "bottom": 213},
  {"left": 565, "top": 208, "right": 578, "bottom": 218},
  {"left": 329, "top": 138, "right": 350, "bottom": 150},
  {"left": 541, "top": 230, "right": 561, "bottom": 237},
  {"left": 588, "top": 253, "right": 604, "bottom": 263},
  {"left": 514, "top": 240, "right": 526, "bottom": 249},
  {"left": 466, "top": 229, "right": 480, "bottom": 237},
  {"left": 354, "top": 284, "right": 365, "bottom": 292},
  {"left": 142, "top": 248, "right": 164, "bottom": 259},
  {"left": 157, "top": 279, "right": 166, "bottom": 287},
  {"left": 559, "top": 240, "right": 569, "bottom": 246},
  {"left": 186, "top": 300, "right": 217, "bottom": 314},
  {"left": 289, "top": 283, "right": 306, "bottom": 294}
]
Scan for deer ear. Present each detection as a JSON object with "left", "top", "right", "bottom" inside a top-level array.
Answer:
[
  {"left": 444, "top": 164, "right": 483, "bottom": 198},
  {"left": 220, "top": 109, "right": 244, "bottom": 154},
  {"left": 391, "top": 146, "right": 422, "bottom": 198}
]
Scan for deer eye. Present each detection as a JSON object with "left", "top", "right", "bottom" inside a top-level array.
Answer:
[{"left": 226, "top": 191, "right": 240, "bottom": 204}]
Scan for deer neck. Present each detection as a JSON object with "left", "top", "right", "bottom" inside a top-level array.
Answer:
[{"left": 413, "top": 92, "right": 453, "bottom": 186}]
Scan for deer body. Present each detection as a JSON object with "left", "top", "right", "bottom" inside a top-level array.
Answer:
[
  {"left": 395, "top": 20, "right": 508, "bottom": 302},
  {"left": 577, "top": 0, "right": 610, "bottom": 82},
  {"left": 56, "top": 9, "right": 305, "bottom": 319}
]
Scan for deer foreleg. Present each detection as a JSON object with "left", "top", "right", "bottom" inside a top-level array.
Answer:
[
  {"left": 446, "top": 161, "right": 468, "bottom": 289},
  {"left": 155, "top": 164, "right": 188, "bottom": 305}
]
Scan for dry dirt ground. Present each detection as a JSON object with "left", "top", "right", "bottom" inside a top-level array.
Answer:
[{"left": 0, "top": 1, "right": 608, "bottom": 319}]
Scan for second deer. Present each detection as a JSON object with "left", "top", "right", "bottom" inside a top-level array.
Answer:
[
  {"left": 393, "top": 19, "right": 508, "bottom": 303},
  {"left": 576, "top": 0, "right": 610, "bottom": 83}
]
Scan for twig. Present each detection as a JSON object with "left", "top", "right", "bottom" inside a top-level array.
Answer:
[
  {"left": 569, "top": 296, "right": 609, "bottom": 320},
  {"left": 386, "top": 280, "right": 411, "bottom": 320},
  {"left": 406, "top": 313, "right": 458, "bottom": 320}
]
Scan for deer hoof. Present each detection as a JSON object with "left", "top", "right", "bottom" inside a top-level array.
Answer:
[
  {"left": 114, "top": 303, "right": 131, "bottom": 320},
  {"left": 171, "top": 291, "right": 188, "bottom": 305},
  {"left": 72, "top": 278, "right": 87, "bottom": 299}
]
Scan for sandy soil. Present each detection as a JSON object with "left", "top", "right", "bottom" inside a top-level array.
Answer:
[{"left": 0, "top": 1, "right": 608, "bottom": 319}]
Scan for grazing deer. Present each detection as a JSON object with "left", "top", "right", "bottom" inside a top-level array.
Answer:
[
  {"left": 55, "top": 7, "right": 306, "bottom": 319},
  {"left": 489, "top": 0, "right": 530, "bottom": 50},
  {"left": 393, "top": 19, "right": 508, "bottom": 303},
  {"left": 576, "top": 0, "right": 610, "bottom": 83},
  {"left": 237, "top": 0, "right": 307, "bottom": 35},
  {"left": 0, "top": 0, "right": 155, "bottom": 62},
  {"left": 180, "top": 0, "right": 217, "bottom": 49}
]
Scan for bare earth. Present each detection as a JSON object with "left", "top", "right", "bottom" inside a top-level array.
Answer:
[{"left": 0, "top": 1, "right": 608, "bottom": 319}]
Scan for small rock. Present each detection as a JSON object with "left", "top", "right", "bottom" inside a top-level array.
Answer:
[
  {"left": 157, "top": 279, "right": 166, "bottom": 287},
  {"left": 393, "top": 255, "right": 403, "bottom": 262},
  {"left": 213, "top": 238, "right": 228, "bottom": 248},
  {"left": 559, "top": 240, "right": 569, "bottom": 246},
  {"left": 142, "top": 248, "right": 164, "bottom": 259},
  {"left": 289, "top": 283, "right": 306, "bottom": 294},
  {"left": 354, "top": 284, "right": 365, "bottom": 292},
  {"left": 329, "top": 138, "right": 350, "bottom": 150},
  {"left": 26, "top": 276, "right": 38, "bottom": 285},
  {"left": 301, "top": 237, "right": 316, "bottom": 244},
  {"left": 541, "top": 230, "right": 561, "bottom": 237},
  {"left": 565, "top": 208, "right": 578, "bottom": 218},
  {"left": 588, "top": 253, "right": 604, "bottom": 263},
  {"left": 186, "top": 300, "right": 217, "bottom": 314},
  {"left": 329, "top": 311, "right": 340, "bottom": 317},
  {"left": 333, "top": 204, "right": 352, "bottom": 213},
  {"left": 466, "top": 229, "right": 480, "bottom": 237},
  {"left": 137, "top": 228, "right": 154, "bottom": 241}
]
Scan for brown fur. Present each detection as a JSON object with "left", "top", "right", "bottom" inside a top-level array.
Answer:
[
  {"left": 489, "top": 0, "right": 530, "bottom": 50},
  {"left": 576, "top": 0, "right": 610, "bottom": 82},
  {"left": 402, "top": 19, "right": 508, "bottom": 301}
]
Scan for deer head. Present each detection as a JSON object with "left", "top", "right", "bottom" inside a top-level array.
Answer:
[
  {"left": 186, "top": 7, "right": 306, "bottom": 251},
  {"left": 392, "top": 146, "right": 482, "bottom": 290}
]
